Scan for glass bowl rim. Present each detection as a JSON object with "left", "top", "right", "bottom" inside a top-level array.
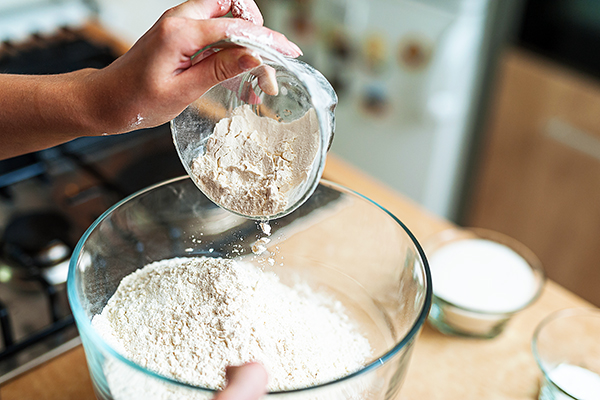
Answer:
[
  {"left": 67, "top": 176, "right": 433, "bottom": 395},
  {"left": 425, "top": 227, "right": 546, "bottom": 316},
  {"left": 531, "top": 307, "right": 600, "bottom": 400}
]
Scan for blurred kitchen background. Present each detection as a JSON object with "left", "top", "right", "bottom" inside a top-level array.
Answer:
[{"left": 1, "top": 0, "right": 600, "bottom": 381}]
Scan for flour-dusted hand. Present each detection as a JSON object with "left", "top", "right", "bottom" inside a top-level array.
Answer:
[
  {"left": 88, "top": 0, "right": 301, "bottom": 134},
  {"left": 213, "top": 363, "right": 268, "bottom": 400},
  {"left": 0, "top": 0, "right": 301, "bottom": 160}
]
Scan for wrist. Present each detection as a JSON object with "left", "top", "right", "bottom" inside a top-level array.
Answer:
[
  {"left": 76, "top": 66, "right": 140, "bottom": 136},
  {"left": 67, "top": 68, "right": 105, "bottom": 136}
]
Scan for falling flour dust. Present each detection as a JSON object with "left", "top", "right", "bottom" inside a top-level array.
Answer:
[
  {"left": 190, "top": 105, "right": 319, "bottom": 217},
  {"left": 92, "top": 257, "right": 372, "bottom": 391}
]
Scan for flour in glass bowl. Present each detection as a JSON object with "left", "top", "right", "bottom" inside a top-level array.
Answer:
[{"left": 92, "top": 256, "right": 372, "bottom": 392}]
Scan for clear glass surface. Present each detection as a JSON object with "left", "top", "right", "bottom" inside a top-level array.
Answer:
[
  {"left": 68, "top": 177, "right": 432, "bottom": 400},
  {"left": 424, "top": 228, "right": 545, "bottom": 338},
  {"left": 171, "top": 38, "right": 337, "bottom": 220},
  {"left": 533, "top": 308, "right": 600, "bottom": 400}
]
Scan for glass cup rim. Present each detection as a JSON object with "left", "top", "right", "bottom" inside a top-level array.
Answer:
[
  {"left": 67, "top": 176, "right": 433, "bottom": 395},
  {"left": 531, "top": 307, "right": 600, "bottom": 400},
  {"left": 425, "top": 227, "right": 546, "bottom": 316}
]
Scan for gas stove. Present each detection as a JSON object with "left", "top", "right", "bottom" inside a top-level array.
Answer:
[{"left": 0, "top": 7, "right": 186, "bottom": 383}]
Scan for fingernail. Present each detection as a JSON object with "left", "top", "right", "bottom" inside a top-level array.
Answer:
[
  {"left": 238, "top": 54, "right": 262, "bottom": 71},
  {"left": 289, "top": 41, "right": 303, "bottom": 56}
]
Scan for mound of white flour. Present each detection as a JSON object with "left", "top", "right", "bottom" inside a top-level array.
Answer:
[
  {"left": 92, "top": 257, "right": 371, "bottom": 391},
  {"left": 190, "top": 105, "right": 319, "bottom": 217}
]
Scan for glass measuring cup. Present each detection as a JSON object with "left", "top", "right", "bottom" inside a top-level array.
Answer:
[
  {"left": 171, "top": 37, "right": 337, "bottom": 220},
  {"left": 533, "top": 308, "right": 600, "bottom": 400}
]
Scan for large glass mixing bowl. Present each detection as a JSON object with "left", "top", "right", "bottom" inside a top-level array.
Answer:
[{"left": 68, "top": 177, "right": 432, "bottom": 400}]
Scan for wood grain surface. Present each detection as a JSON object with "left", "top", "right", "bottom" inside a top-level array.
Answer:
[
  {"left": 1, "top": 156, "right": 593, "bottom": 400},
  {"left": 466, "top": 48, "right": 600, "bottom": 307}
]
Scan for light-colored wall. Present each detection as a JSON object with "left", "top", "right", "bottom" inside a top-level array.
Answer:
[{"left": 95, "top": 0, "right": 180, "bottom": 45}]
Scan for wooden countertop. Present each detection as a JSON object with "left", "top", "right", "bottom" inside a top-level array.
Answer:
[{"left": 1, "top": 156, "right": 592, "bottom": 400}]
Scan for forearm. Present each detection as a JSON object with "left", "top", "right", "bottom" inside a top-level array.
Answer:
[
  {"left": 0, "top": 0, "right": 301, "bottom": 161},
  {"left": 0, "top": 70, "right": 105, "bottom": 160}
]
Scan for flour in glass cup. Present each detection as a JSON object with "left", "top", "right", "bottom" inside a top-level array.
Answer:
[{"left": 190, "top": 104, "right": 320, "bottom": 218}]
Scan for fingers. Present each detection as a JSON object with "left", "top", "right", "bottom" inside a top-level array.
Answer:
[
  {"left": 184, "top": 47, "right": 262, "bottom": 94},
  {"left": 219, "top": 65, "right": 278, "bottom": 96},
  {"left": 253, "top": 65, "right": 278, "bottom": 96},
  {"left": 185, "top": 49, "right": 279, "bottom": 103},
  {"left": 181, "top": 18, "right": 301, "bottom": 58},
  {"left": 166, "top": 0, "right": 263, "bottom": 25},
  {"left": 212, "top": 363, "right": 268, "bottom": 400},
  {"left": 223, "top": 19, "right": 302, "bottom": 57}
]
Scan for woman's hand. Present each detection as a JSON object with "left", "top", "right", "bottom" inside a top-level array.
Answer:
[
  {"left": 0, "top": 0, "right": 300, "bottom": 160},
  {"left": 87, "top": 0, "right": 301, "bottom": 134}
]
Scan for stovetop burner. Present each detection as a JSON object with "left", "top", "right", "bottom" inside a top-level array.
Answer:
[
  {"left": 1, "top": 211, "right": 73, "bottom": 286},
  {"left": 0, "top": 211, "right": 75, "bottom": 383}
]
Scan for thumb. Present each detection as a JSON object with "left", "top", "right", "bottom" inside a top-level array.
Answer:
[
  {"left": 212, "top": 363, "right": 269, "bottom": 400},
  {"left": 189, "top": 48, "right": 262, "bottom": 94}
]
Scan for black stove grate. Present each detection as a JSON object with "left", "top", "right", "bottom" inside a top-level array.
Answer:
[{"left": 0, "top": 28, "right": 119, "bottom": 75}]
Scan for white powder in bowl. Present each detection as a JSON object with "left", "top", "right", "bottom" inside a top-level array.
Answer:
[
  {"left": 190, "top": 105, "right": 319, "bottom": 218},
  {"left": 92, "top": 256, "right": 371, "bottom": 391},
  {"left": 546, "top": 363, "right": 600, "bottom": 400},
  {"left": 430, "top": 239, "right": 536, "bottom": 313}
]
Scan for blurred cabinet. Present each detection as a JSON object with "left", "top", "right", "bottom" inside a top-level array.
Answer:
[{"left": 466, "top": 48, "right": 600, "bottom": 306}]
